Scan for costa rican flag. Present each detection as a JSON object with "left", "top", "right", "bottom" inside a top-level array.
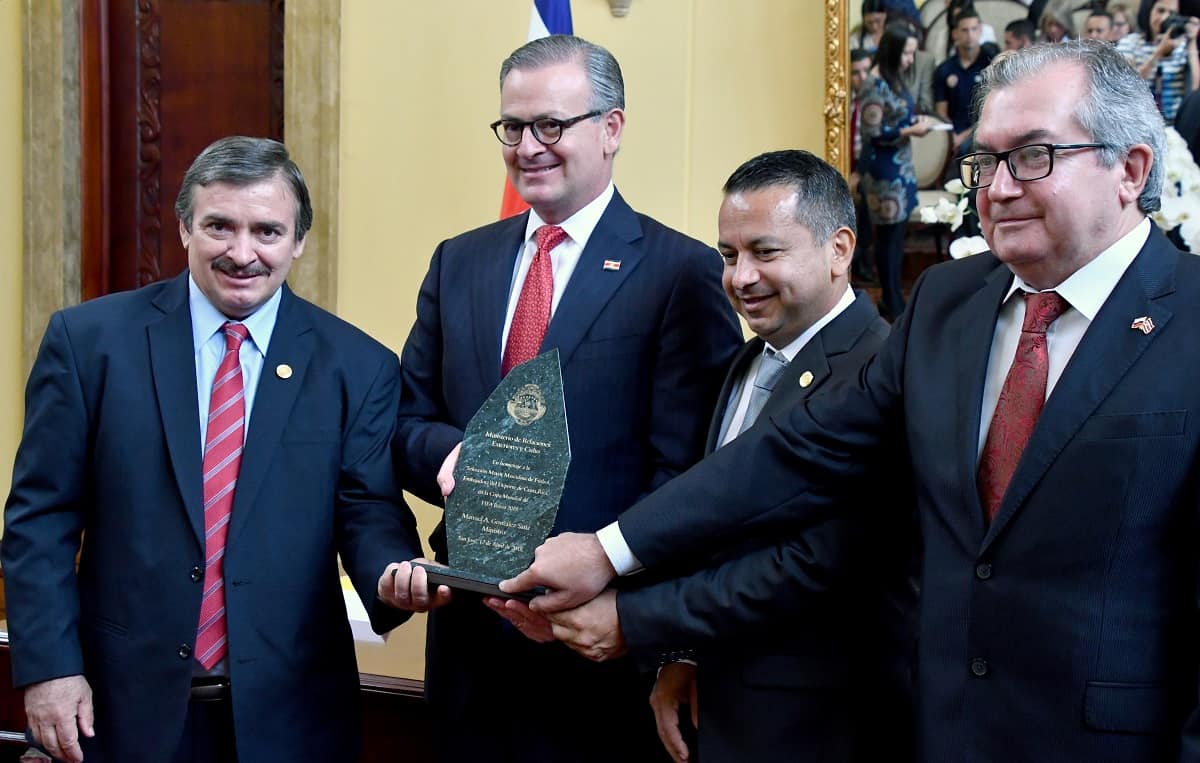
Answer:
[{"left": 499, "top": 0, "right": 573, "bottom": 219}]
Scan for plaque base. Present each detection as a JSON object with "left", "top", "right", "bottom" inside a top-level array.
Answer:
[{"left": 414, "top": 562, "right": 544, "bottom": 603}]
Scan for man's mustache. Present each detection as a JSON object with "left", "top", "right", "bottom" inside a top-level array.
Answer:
[{"left": 211, "top": 257, "right": 270, "bottom": 278}]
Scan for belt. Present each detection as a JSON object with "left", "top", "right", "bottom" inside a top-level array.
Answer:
[{"left": 190, "top": 677, "right": 231, "bottom": 701}]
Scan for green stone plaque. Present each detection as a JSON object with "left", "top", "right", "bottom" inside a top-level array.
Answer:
[{"left": 418, "top": 350, "right": 570, "bottom": 601}]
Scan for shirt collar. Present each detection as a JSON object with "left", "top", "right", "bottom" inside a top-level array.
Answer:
[
  {"left": 767, "top": 286, "right": 857, "bottom": 362},
  {"left": 188, "top": 274, "right": 283, "bottom": 357},
  {"left": 524, "top": 182, "right": 616, "bottom": 251},
  {"left": 1001, "top": 217, "right": 1149, "bottom": 320}
]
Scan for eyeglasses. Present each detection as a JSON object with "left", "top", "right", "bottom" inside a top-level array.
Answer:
[
  {"left": 490, "top": 110, "right": 605, "bottom": 146},
  {"left": 958, "top": 143, "right": 1111, "bottom": 189}
]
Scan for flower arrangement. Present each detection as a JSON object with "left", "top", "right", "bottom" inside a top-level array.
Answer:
[
  {"left": 918, "top": 179, "right": 971, "bottom": 231},
  {"left": 1153, "top": 126, "right": 1200, "bottom": 253}
]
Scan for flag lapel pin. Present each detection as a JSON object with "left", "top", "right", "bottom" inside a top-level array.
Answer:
[
  {"left": 1130, "top": 316, "right": 1155, "bottom": 335},
  {"left": 603, "top": 259, "right": 621, "bottom": 271}
]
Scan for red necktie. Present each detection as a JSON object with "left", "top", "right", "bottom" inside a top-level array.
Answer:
[
  {"left": 195, "top": 322, "right": 249, "bottom": 669},
  {"left": 977, "top": 291, "right": 1069, "bottom": 522},
  {"left": 501, "top": 225, "right": 567, "bottom": 376}
]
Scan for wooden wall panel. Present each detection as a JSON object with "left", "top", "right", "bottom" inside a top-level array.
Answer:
[{"left": 81, "top": 0, "right": 285, "bottom": 300}]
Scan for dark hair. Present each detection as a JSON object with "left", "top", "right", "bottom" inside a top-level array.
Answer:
[
  {"left": 861, "top": 0, "right": 886, "bottom": 15},
  {"left": 1088, "top": 10, "right": 1115, "bottom": 22},
  {"left": 1005, "top": 17, "right": 1037, "bottom": 40},
  {"left": 876, "top": 21, "right": 916, "bottom": 96},
  {"left": 851, "top": 47, "right": 873, "bottom": 65},
  {"left": 499, "top": 35, "right": 624, "bottom": 111},
  {"left": 723, "top": 150, "right": 856, "bottom": 242},
  {"left": 175, "top": 136, "right": 312, "bottom": 241},
  {"left": 954, "top": 8, "right": 983, "bottom": 29}
]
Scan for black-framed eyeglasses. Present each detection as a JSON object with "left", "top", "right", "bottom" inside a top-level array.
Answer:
[
  {"left": 958, "top": 143, "right": 1111, "bottom": 189},
  {"left": 490, "top": 110, "right": 605, "bottom": 146}
]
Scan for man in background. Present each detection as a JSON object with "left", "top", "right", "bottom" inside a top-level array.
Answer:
[
  {"left": 391, "top": 34, "right": 741, "bottom": 763},
  {"left": 1085, "top": 11, "right": 1115, "bottom": 40},
  {"left": 849, "top": 48, "right": 879, "bottom": 285},
  {"left": 1004, "top": 18, "right": 1037, "bottom": 50},
  {"left": 936, "top": 8, "right": 992, "bottom": 155},
  {"left": 3, "top": 137, "right": 427, "bottom": 763}
]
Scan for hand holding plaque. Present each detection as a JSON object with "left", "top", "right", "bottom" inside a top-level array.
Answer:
[{"left": 416, "top": 350, "right": 570, "bottom": 601}]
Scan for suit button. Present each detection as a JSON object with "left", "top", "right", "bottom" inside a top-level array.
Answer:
[
  {"left": 975, "top": 563, "right": 992, "bottom": 580},
  {"left": 177, "top": 644, "right": 192, "bottom": 660},
  {"left": 970, "top": 658, "right": 989, "bottom": 677},
  {"left": 190, "top": 565, "right": 203, "bottom": 583}
]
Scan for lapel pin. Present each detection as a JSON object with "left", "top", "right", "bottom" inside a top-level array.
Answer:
[
  {"left": 602, "top": 259, "right": 622, "bottom": 271},
  {"left": 799, "top": 371, "right": 814, "bottom": 388},
  {"left": 1130, "top": 316, "right": 1155, "bottom": 335},
  {"left": 276, "top": 364, "right": 293, "bottom": 380}
]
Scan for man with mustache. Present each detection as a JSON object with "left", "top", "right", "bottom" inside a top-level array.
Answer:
[
  {"left": 387, "top": 33, "right": 741, "bottom": 763},
  {"left": 508, "top": 40, "right": 1200, "bottom": 760},
  {"left": 3, "top": 136, "right": 429, "bottom": 763}
]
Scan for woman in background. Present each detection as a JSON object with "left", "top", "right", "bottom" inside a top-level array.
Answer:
[
  {"left": 1039, "top": 0, "right": 1078, "bottom": 41},
  {"left": 853, "top": 0, "right": 889, "bottom": 53},
  {"left": 1116, "top": 0, "right": 1198, "bottom": 121},
  {"left": 860, "top": 22, "right": 932, "bottom": 320},
  {"left": 1108, "top": 2, "right": 1137, "bottom": 39}
]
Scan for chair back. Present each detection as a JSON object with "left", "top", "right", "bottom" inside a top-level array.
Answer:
[{"left": 911, "top": 124, "right": 952, "bottom": 189}]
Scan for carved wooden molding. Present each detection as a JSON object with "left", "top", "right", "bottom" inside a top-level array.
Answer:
[
  {"left": 825, "top": 0, "right": 849, "bottom": 176},
  {"left": 135, "top": 0, "right": 163, "bottom": 288}
]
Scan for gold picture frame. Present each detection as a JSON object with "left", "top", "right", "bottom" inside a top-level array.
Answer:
[{"left": 824, "top": 0, "right": 850, "bottom": 176}]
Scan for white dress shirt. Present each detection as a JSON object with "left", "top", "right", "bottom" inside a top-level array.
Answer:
[
  {"left": 189, "top": 275, "right": 282, "bottom": 450},
  {"left": 976, "top": 218, "right": 1149, "bottom": 460},
  {"left": 599, "top": 285, "right": 857, "bottom": 575},
  {"left": 720, "top": 286, "right": 857, "bottom": 446},
  {"left": 499, "top": 183, "right": 616, "bottom": 354}
]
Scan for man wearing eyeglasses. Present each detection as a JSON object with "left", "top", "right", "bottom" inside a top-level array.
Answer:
[
  {"left": 387, "top": 34, "right": 740, "bottom": 763},
  {"left": 503, "top": 39, "right": 1200, "bottom": 761}
]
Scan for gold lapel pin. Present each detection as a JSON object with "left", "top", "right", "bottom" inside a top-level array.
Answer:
[
  {"left": 799, "top": 371, "right": 814, "bottom": 388},
  {"left": 276, "top": 364, "right": 293, "bottom": 379},
  {"left": 1130, "top": 316, "right": 1155, "bottom": 335}
]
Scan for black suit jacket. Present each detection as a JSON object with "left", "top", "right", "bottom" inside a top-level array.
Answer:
[
  {"left": 2, "top": 274, "right": 422, "bottom": 763},
  {"left": 617, "top": 291, "right": 916, "bottom": 762},
  {"left": 615, "top": 226, "right": 1200, "bottom": 761},
  {"left": 395, "top": 190, "right": 742, "bottom": 762}
]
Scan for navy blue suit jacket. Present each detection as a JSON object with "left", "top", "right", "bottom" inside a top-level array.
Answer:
[
  {"left": 617, "top": 291, "right": 916, "bottom": 762},
  {"left": 396, "top": 189, "right": 742, "bottom": 543},
  {"left": 395, "top": 190, "right": 741, "bottom": 761},
  {"left": 616, "top": 226, "right": 1200, "bottom": 761},
  {"left": 2, "top": 273, "right": 422, "bottom": 763}
]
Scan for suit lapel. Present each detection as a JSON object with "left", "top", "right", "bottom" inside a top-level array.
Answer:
[
  {"left": 472, "top": 215, "right": 528, "bottom": 389},
  {"left": 541, "top": 191, "right": 645, "bottom": 370},
  {"left": 147, "top": 274, "right": 205, "bottom": 547},
  {"left": 227, "top": 287, "right": 314, "bottom": 546},
  {"left": 709, "top": 339, "right": 762, "bottom": 453},
  {"left": 953, "top": 263, "right": 1012, "bottom": 543},
  {"left": 983, "top": 232, "right": 1176, "bottom": 549}
]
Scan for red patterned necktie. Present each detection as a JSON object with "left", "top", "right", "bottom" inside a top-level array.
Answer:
[
  {"left": 195, "top": 322, "right": 249, "bottom": 669},
  {"left": 977, "top": 291, "right": 1070, "bottom": 522},
  {"left": 501, "top": 225, "right": 567, "bottom": 376}
]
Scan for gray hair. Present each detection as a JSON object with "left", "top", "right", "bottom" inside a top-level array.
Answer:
[
  {"left": 971, "top": 39, "right": 1165, "bottom": 213},
  {"left": 723, "top": 150, "right": 856, "bottom": 242},
  {"left": 175, "top": 136, "right": 313, "bottom": 240},
  {"left": 499, "top": 35, "right": 625, "bottom": 112}
]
